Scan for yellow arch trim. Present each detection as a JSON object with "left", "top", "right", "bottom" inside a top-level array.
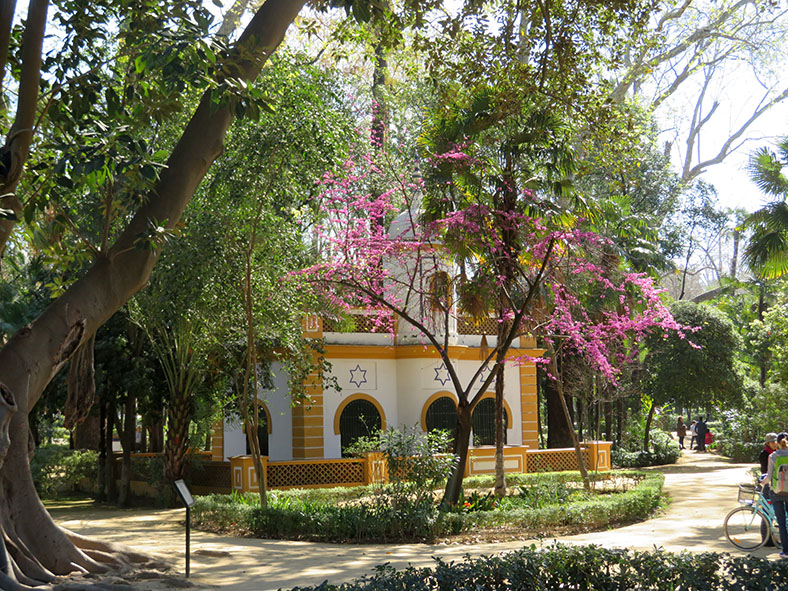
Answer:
[
  {"left": 471, "top": 394, "right": 513, "bottom": 429},
  {"left": 258, "top": 402, "right": 272, "bottom": 435},
  {"left": 420, "top": 391, "right": 458, "bottom": 431},
  {"left": 333, "top": 393, "right": 387, "bottom": 435},
  {"left": 245, "top": 402, "right": 272, "bottom": 435}
]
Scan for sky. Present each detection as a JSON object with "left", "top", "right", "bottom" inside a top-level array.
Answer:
[{"left": 696, "top": 99, "right": 788, "bottom": 214}]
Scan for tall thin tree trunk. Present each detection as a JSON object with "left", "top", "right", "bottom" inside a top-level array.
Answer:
[
  {"left": 103, "top": 405, "right": 116, "bottom": 502},
  {"left": 546, "top": 342, "right": 590, "bottom": 491},
  {"left": 118, "top": 395, "right": 135, "bottom": 507},
  {"left": 493, "top": 363, "right": 506, "bottom": 498},
  {"left": 441, "top": 402, "right": 473, "bottom": 508},
  {"left": 97, "top": 401, "right": 106, "bottom": 502},
  {"left": 643, "top": 401, "right": 656, "bottom": 452},
  {"left": 729, "top": 227, "right": 739, "bottom": 278},
  {"left": 544, "top": 359, "right": 573, "bottom": 448}
]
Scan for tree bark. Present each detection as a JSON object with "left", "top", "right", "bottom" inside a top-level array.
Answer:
[
  {"left": 97, "top": 401, "right": 106, "bottom": 502},
  {"left": 441, "top": 400, "right": 472, "bottom": 508},
  {"left": 118, "top": 395, "right": 135, "bottom": 508},
  {"left": 0, "top": 0, "right": 305, "bottom": 585},
  {"left": 103, "top": 405, "right": 116, "bottom": 502},
  {"left": 643, "top": 401, "right": 656, "bottom": 452},
  {"left": 546, "top": 346, "right": 590, "bottom": 491},
  {"left": 0, "top": 0, "right": 48, "bottom": 262},
  {"left": 544, "top": 361, "right": 573, "bottom": 448},
  {"left": 493, "top": 362, "right": 506, "bottom": 498}
]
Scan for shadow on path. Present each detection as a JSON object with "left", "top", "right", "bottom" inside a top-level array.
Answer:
[{"left": 51, "top": 451, "right": 778, "bottom": 591}]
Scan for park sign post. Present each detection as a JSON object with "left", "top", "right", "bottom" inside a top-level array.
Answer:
[{"left": 173, "top": 479, "right": 195, "bottom": 577}]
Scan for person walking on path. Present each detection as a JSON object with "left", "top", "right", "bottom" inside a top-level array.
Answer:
[
  {"left": 695, "top": 417, "right": 708, "bottom": 452},
  {"left": 760, "top": 433, "right": 779, "bottom": 475},
  {"left": 762, "top": 432, "right": 788, "bottom": 557},
  {"left": 760, "top": 432, "right": 779, "bottom": 547},
  {"left": 676, "top": 417, "right": 687, "bottom": 450},
  {"left": 690, "top": 420, "right": 698, "bottom": 449}
]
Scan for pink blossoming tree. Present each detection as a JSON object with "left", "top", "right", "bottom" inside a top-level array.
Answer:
[{"left": 292, "top": 142, "right": 687, "bottom": 504}]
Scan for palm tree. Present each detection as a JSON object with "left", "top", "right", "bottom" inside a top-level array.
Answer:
[{"left": 744, "top": 137, "right": 788, "bottom": 279}]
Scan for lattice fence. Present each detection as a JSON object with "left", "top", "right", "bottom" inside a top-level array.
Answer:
[
  {"left": 526, "top": 448, "right": 592, "bottom": 473},
  {"left": 457, "top": 316, "right": 499, "bottom": 335},
  {"left": 188, "top": 461, "right": 231, "bottom": 493},
  {"left": 457, "top": 317, "right": 533, "bottom": 336},
  {"left": 267, "top": 459, "right": 365, "bottom": 489}
]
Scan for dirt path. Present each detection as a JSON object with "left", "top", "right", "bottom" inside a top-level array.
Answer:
[{"left": 50, "top": 451, "right": 773, "bottom": 591}]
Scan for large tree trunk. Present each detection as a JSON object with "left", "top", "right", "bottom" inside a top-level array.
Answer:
[
  {"left": 73, "top": 413, "right": 101, "bottom": 450},
  {"left": 0, "top": 1, "right": 304, "bottom": 586}
]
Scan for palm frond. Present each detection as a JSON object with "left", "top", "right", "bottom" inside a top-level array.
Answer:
[{"left": 748, "top": 147, "right": 788, "bottom": 199}]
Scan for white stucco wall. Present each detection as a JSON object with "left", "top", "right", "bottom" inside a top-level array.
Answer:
[
  {"left": 221, "top": 352, "right": 525, "bottom": 461},
  {"left": 257, "top": 363, "right": 293, "bottom": 461},
  {"left": 395, "top": 357, "right": 522, "bottom": 446},
  {"left": 322, "top": 358, "right": 399, "bottom": 458},
  {"left": 221, "top": 362, "right": 294, "bottom": 461},
  {"left": 223, "top": 415, "right": 245, "bottom": 460}
]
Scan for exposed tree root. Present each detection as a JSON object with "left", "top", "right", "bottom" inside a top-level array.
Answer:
[{"left": 62, "top": 531, "right": 160, "bottom": 569}]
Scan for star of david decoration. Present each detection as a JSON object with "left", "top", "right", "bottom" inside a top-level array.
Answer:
[
  {"left": 434, "top": 363, "right": 451, "bottom": 386},
  {"left": 479, "top": 364, "right": 491, "bottom": 382},
  {"left": 349, "top": 364, "right": 368, "bottom": 388}
]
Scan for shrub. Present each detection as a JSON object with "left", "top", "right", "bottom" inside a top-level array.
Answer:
[
  {"left": 282, "top": 545, "right": 788, "bottom": 591},
  {"left": 31, "top": 447, "right": 98, "bottom": 497},
  {"left": 613, "top": 429, "right": 681, "bottom": 468},
  {"left": 192, "top": 470, "right": 663, "bottom": 543},
  {"left": 716, "top": 437, "right": 761, "bottom": 463}
]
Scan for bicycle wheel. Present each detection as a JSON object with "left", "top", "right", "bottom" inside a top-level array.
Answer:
[{"left": 724, "top": 506, "right": 771, "bottom": 551}]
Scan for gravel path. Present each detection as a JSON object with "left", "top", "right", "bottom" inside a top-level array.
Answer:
[{"left": 50, "top": 451, "right": 773, "bottom": 591}]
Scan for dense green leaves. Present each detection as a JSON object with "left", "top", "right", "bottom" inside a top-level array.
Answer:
[{"left": 643, "top": 301, "right": 742, "bottom": 409}]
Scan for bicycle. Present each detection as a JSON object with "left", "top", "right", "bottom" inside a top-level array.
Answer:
[{"left": 723, "top": 483, "right": 783, "bottom": 551}]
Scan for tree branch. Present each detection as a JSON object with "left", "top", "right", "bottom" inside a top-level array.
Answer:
[
  {"left": 0, "top": 0, "right": 48, "bottom": 261},
  {"left": 684, "top": 85, "right": 788, "bottom": 180}
]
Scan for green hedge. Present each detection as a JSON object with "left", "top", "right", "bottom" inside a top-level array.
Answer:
[
  {"left": 716, "top": 438, "right": 762, "bottom": 463},
  {"left": 285, "top": 545, "right": 788, "bottom": 591},
  {"left": 440, "top": 471, "right": 663, "bottom": 534},
  {"left": 31, "top": 447, "right": 98, "bottom": 497},
  {"left": 192, "top": 470, "right": 663, "bottom": 543}
]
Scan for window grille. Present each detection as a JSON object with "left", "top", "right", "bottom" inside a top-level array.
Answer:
[
  {"left": 472, "top": 398, "right": 507, "bottom": 446},
  {"left": 339, "top": 399, "right": 381, "bottom": 456}
]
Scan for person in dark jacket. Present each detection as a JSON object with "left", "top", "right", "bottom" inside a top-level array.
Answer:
[
  {"left": 695, "top": 417, "right": 708, "bottom": 452},
  {"left": 676, "top": 416, "right": 687, "bottom": 450}
]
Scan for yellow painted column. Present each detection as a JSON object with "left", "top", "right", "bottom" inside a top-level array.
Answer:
[
  {"left": 519, "top": 361, "right": 539, "bottom": 450},
  {"left": 210, "top": 420, "right": 224, "bottom": 462},
  {"left": 293, "top": 316, "right": 325, "bottom": 459}
]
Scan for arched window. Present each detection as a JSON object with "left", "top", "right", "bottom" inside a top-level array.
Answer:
[
  {"left": 472, "top": 398, "right": 507, "bottom": 446},
  {"left": 245, "top": 406, "right": 269, "bottom": 456},
  {"left": 425, "top": 396, "right": 458, "bottom": 440},
  {"left": 339, "top": 398, "right": 381, "bottom": 457}
]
